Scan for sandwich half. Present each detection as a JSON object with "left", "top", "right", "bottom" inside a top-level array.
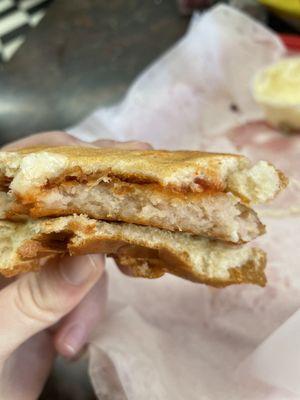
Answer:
[
  {"left": 0, "top": 215, "right": 266, "bottom": 287},
  {"left": 0, "top": 146, "right": 287, "bottom": 243}
]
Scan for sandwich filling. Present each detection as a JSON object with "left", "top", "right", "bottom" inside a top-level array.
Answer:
[{"left": 1, "top": 180, "right": 264, "bottom": 243}]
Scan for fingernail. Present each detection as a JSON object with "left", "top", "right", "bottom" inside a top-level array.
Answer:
[
  {"left": 61, "top": 323, "right": 87, "bottom": 356},
  {"left": 60, "top": 254, "right": 103, "bottom": 286}
]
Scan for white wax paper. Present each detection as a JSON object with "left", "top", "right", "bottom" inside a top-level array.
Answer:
[{"left": 69, "top": 5, "right": 300, "bottom": 399}]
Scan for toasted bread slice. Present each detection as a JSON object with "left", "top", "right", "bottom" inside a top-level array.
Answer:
[
  {"left": 0, "top": 146, "right": 287, "bottom": 204},
  {"left": 0, "top": 215, "right": 266, "bottom": 287}
]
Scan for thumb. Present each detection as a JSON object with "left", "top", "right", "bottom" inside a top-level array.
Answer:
[{"left": 0, "top": 254, "right": 104, "bottom": 361}]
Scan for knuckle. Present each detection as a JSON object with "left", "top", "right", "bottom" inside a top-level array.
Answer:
[
  {"left": 36, "top": 131, "right": 79, "bottom": 146},
  {"left": 62, "top": 132, "right": 78, "bottom": 142},
  {"left": 51, "top": 131, "right": 78, "bottom": 143},
  {"left": 130, "top": 141, "right": 152, "bottom": 150},
  {"left": 14, "top": 275, "right": 63, "bottom": 325},
  {"left": 122, "top": 140, "right": 152, "bottom": 150}
]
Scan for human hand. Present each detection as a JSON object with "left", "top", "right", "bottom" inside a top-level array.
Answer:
[{"left": 0, "top": 131, "right": 151, "bottom": 399}]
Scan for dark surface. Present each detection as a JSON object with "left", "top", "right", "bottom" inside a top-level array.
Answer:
[
  {"left": 0, "top": 1, "right": 188, "bottom": 399},
  {"left": 0, "top": 0, "right": 188, "bottom": 145},
  {"left": 268, "top": 11, "right": 300, "bottom": 33},
  {"left": 40, "top": 357, "right": 97, "bottom": 400}
]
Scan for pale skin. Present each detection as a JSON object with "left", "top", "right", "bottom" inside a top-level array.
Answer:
[{"left": 0, "top": 132, "right": 150, "bottom": 400}]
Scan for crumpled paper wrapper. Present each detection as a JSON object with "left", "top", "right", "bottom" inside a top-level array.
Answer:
[{"left": 69, "top": 5, "right": 300, "bottom": 400}]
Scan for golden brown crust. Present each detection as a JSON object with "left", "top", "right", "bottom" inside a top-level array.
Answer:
[
  {"left": 0, "top": 216, "right": 267, "bottom": 287},
  {"left": 114, "top": 253, "right": 267, "bottom": 287},
  {"left": 114, "top": 255, "right": 167, "bottom": 279},
  {"left": 3, "top": 145, "right": 243, "bottom": 165},
  {"left": 277, "top": 168, "right": 289, "bottom": 193},
  {"left": 0, "top": 145, "right": 250, "bottom": 194},
  {"left": 1, "top": 256, "right": 58, "bottom": 278},
  {"left": 228, "top": 254, "right": 267, "bottom": 287}
]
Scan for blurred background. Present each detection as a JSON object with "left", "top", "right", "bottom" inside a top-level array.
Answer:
[
  {"left": 0, "top": 0, "right": 299, "bottom": 399},
  {"left": 0, "top": 0, "right": 299, "bottom": 147}
]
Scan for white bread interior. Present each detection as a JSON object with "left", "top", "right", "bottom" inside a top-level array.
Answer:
[{"left": 1, "top": 182, "right": 265, "bottom": 243}]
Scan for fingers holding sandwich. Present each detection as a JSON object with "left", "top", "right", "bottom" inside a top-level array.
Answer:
[
  {"left": 0, "top": 131, "right": 151, "bottom": 354},
  {"left": 2, "top": 131, "right": 153, "bottom": 152},
  {"left": 92, "top": 138, "right": 152, "bottom": 150},
  {"left": 0, "top": 254, "right": 104, "bottom": 362},
  {"left": 53, "top": 271, "right": 108, "bottom": 358},
  {"left": 2, "top": 131, "right": 84, "bottom": 150}
]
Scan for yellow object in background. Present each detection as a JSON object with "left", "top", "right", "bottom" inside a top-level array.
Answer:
[
  {"left": 253, "top": 57, "right": 300, "bottom": 130},
  {"left": 259, "top": 0, "right": 300, "bottom": 18}
]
